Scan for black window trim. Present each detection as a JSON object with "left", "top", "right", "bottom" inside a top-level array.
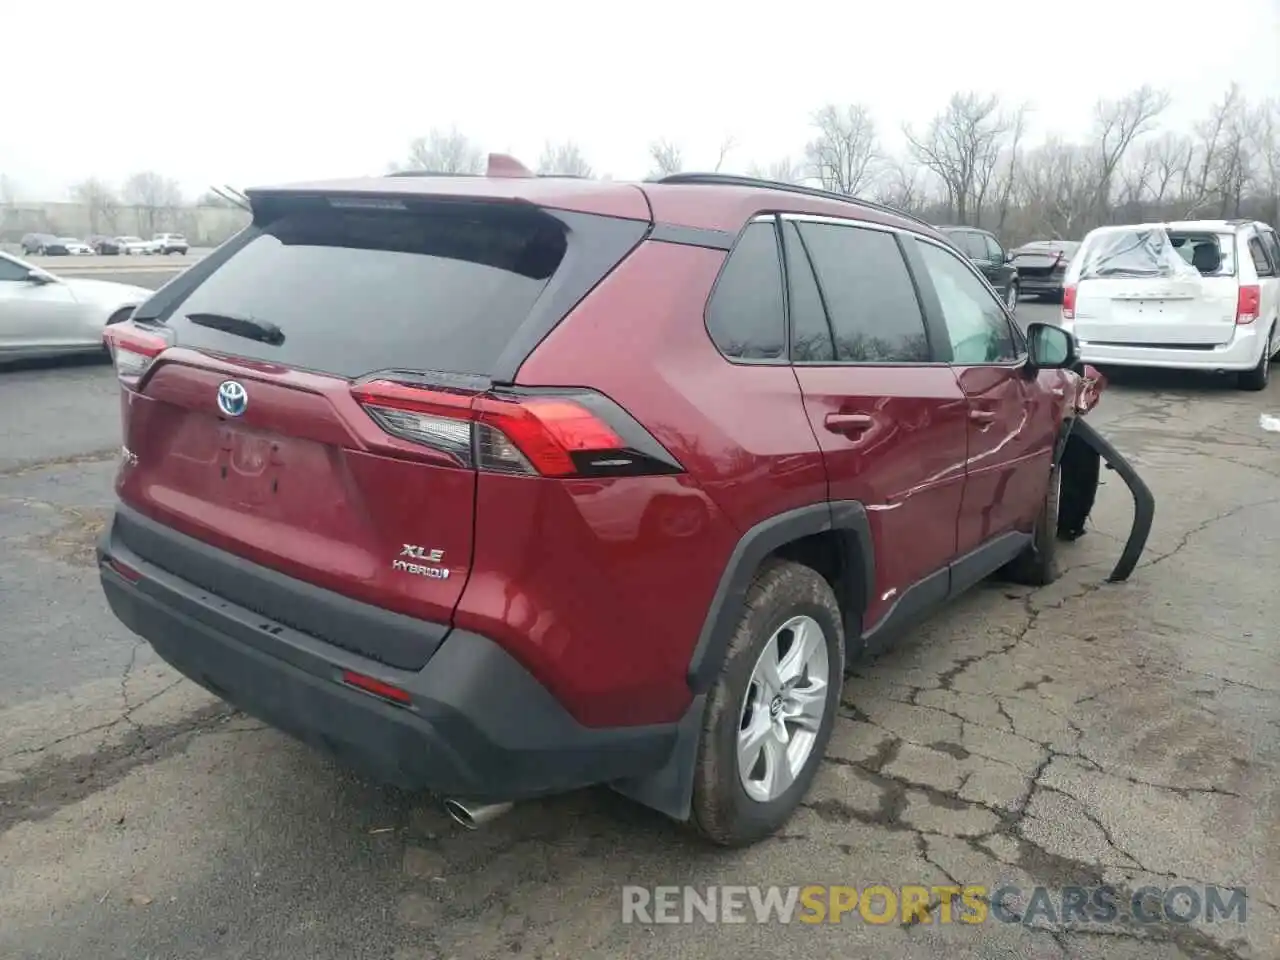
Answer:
[
  {"left": 777, "top": 213, "right": 951, "bottom": 368},
  {"left": 908, "top": 233, "right": 1029, "bottom": 370},
  {"left": 702, "top": 216, "right": 790, "bottom": 367}
]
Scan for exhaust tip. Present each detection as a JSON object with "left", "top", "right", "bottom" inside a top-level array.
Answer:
[{"left": 442, "top": 798, "right": 513, "bottom": 830}]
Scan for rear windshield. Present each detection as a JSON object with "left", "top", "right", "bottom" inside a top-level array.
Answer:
[
  {"left": 1076, "top": 228, "right": 1204, "bottom": 281},
  {"left": 158, "top": 203, "right": 577, "bottom": 378}
]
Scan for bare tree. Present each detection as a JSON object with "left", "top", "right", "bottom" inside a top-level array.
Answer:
[
  {"left": 648, "top": 139, "right": 683, "bottom": 178},
  {"left": 805, "top": 103, "right": 879, "bottom": 195},
  {"left": 1253, "top": 98, "right": 1280, "bottom": 224},
  {"left": 713, "top": 136, "right": 736, "bottom": 173},
  {"left": 875, "top": 160, "right": 926, "bottom": 212},
  {"left": 405, "top": 127, "right": 484, "bottom": 174},
  {"left": 123, "top": 171, "right": 183, "bottom": 236},
  {"left": 1090, "top": 85, "right": 1170, "bottom": 218},
  {"left": 537, "top": 140, "right": 593, "bottom": 177},
  {"left": 988, "top": 103, "right": 1029, "bottom": 231},
  {"left": 71, "top": 178, "right": 120, "bottom": 234},
  {"left": 904, "top": 92, "right": 1009, "bottom": 224},
  {"left": 1017, "top": 138, "right": 1097, "bottom": 238},
  {"left": 747, "top": 158, "right": 804, "bottom": 183}
]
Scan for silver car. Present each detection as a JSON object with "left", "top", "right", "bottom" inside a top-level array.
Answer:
[{"left": 0, "top": 249, "right": 153, "bottom": 361}]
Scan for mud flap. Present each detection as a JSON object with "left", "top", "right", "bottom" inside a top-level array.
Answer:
[{"left": 1057, "top": 419, "right": 1154, "bottom": 583}]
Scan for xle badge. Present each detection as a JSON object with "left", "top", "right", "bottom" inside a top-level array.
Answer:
[{"left": 393, "top": 544, "right": 450, "bottom": 580}]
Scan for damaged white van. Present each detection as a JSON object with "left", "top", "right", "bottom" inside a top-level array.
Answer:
[{"left": 1060, "top": 220, "right": 1280, "bottom": 389}]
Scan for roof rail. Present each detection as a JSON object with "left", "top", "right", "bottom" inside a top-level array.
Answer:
[
  {"left": 385, "top": 170, "right": 483, "bottom": 178},
  {"left": 653, "top": 172, "right": 934, "bottom": 229}
]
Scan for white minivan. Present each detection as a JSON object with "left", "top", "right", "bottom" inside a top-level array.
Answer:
[{"left": 1060, "top": 219, "right": 1280, "bottom": 390}]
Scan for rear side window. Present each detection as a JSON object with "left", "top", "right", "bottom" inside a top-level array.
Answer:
[
  {"left": 794, "top": 221, "right": 931, "bottom": 363},
  {"left": 983, "top": 234, "right": 1004, "bottom": 261},
  {"left": 1247, "top": 236, "right": 1276, "bottom": 277},
  {"left": 706, "top": 221, "right": 786, "bottom": 361},
  {"left": 157, "top": 202, "right": 608, "bottom": 378}
]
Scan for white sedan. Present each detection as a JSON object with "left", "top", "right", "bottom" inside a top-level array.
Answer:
[
  {"left": 0, "top": 250, "right": 154, "bottom": 361},
  {"left": 117, "top": 236, "right": 157, "bottom": 255}
]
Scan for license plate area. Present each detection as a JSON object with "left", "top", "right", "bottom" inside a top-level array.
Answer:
[{"left": 214, "top": 423, "right": 315, "bottom": 513}]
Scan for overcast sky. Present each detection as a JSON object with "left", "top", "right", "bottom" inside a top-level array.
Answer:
[{"left": 5, "top": 0, "right": 1278, "bottom": 201}]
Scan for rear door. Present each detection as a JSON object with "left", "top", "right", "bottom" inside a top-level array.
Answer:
[
  {"left": 908, "top": 234, "right": 1057, "bottom": 553},
  {"left": 113, "top": 197, "right": 646, "bottom": 667},
  {"left": 1074, "top": 228, "right": 1238, "bottom": 346},
  {"left": 783, "top": 215, "right": 969, "bottom": 630}
]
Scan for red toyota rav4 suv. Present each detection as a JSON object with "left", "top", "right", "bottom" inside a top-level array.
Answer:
[{"left": 98, "top": 163, "right": 1123, "bottom": 846}]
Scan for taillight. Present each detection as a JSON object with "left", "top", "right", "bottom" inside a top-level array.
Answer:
[
  {"left": 351, "top": 379, "right": 682, "bottom": 478},
  {"left": 1062, "top": 286, "right": 1077, "bottom": 321},
  {"left": 103, "top": 323, "right": 170, "bottom": 387},
  {"left": 1236, "top": 284, "right": 1260, "bottom": 325}
]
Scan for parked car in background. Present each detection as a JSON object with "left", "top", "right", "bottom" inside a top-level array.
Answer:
[
  {"left": 152, "top": 232, "right": 189, "bottom": 255},
  {"left": 62, "top": 237, "right": 94, "bottom": 255},
  {"left": 1061, "top": 219, "right": 1280, "bottom": 390},
  {"left": 118, "top": 236, "right": 156, "bottom": 255},
  {"left": 937, "top": 225, "right": 1020, "bottom": 312},
  {"left": 1012, "top": 240, "right": 1081, "bottom": 302},
  {"left": 0, "top": 249, "right": 151, "bottom": 361},
  {"left": 90, "top": 235, "right": 122, "bottom": 255},
  {"left": 20, "top": 233, "right": 67, "bottom": 256},
  {"left": 95, "top": 165, "right": 1145, "bottom": 847}
]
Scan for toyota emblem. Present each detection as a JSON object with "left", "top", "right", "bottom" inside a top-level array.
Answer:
[{"left": 217, "top": 380, "right": 248, "bottom": 418}]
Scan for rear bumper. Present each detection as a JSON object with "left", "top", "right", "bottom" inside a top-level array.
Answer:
[
  {"left": 97, "top": 508, "right": 679, "bottom": 801},
  {"left": 1019, "top": 275, "right": 1064, "bottom": 296},
  {"left": 1065, "top": 321, "right": 1268, "bottom": 371}
]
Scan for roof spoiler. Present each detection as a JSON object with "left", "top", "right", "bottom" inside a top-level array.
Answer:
[{"left": 486, "top": 154, "right": 535, "bottom": 178}]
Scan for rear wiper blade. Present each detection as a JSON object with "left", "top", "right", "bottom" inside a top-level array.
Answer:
[{"left": 186, "top": 312, "right": 284, "bottom": 346}]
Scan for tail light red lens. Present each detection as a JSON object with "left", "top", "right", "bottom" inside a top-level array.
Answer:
[
  {"left": 1062, "top": 286, "right": 1077, "bottom": 321},
  {"left": 351, "top": 380, "right": 673, "bottom": 479},
  {"left": 103, "top": 324, "right": 170, "bottom": 386},
  {"left": 1236, "top": 284, "right": 1260, "bottom": 325}
]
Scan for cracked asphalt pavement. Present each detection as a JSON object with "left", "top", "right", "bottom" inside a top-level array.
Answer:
[{"left": 1, "top": 291, "right": 1278, "bottom": 959}]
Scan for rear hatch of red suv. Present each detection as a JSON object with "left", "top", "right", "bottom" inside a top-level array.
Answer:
[{"left": 105, "top": 184, "right": 650, "bottom": 670}]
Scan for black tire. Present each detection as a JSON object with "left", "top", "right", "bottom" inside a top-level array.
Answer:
[
  {"left": 1237, "top": 331, "right": 1272, "bottom": 391},
  {"left": 689, "top": 559, "right": 845, "bottom": 847},
  {"left": 1003, "top": 464, "right": 1061, "bottom": 587}
]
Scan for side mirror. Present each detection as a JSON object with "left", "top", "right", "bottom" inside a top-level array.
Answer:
[
  {"left": 1004, "top": 252, "right": 1015, "bottom": 263},
  {"left": 24, "top": 269, "right": 54, "bottom": 284},
  {"left": 1025, "top": 321, "right": 1077, "bottom": 370}
]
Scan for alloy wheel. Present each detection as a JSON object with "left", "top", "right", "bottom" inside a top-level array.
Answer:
[{"left": 736, "top": 615, "right": 830, "bottom": 803}]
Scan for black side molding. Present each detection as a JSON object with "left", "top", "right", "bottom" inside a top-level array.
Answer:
[
  {"left": 1068, "top": 420, "right": 1154, "bottom": 583},
  {"left": 686, "top": 501, "right": 873, "bottom": 692}
]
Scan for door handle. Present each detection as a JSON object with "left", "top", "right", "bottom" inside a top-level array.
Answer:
[
  {"left": 969, "top": 410, "right": 996, "bottom": 425},
  {"left": 824, "top": 412, "right": 874, "bottom": 436}
]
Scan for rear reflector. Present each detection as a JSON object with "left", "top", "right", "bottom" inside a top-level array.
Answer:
[
  {"left": 103, "top": 324, "right": 171, "bottom": 386},
  {"left": 104, "top": 556, "right": 143, "bottom": 583},
  {"left": 1236, "top": 284, "right": 1260, "bottom": 325},
  {"left": 341, "top": 669, "right": 412, "bottom": 705},
  {"left": 352, "top": 380, "right": 662, "bottom": 478},
  {"left": 1062, "top": 286, "right": 1077, "bottom": 321}
]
